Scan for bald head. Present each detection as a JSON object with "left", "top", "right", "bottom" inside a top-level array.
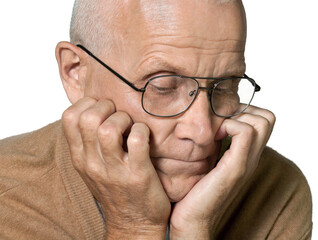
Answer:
[
  {"left": 70, "top": 0, "right": 122, "bottom": 54},
  {"left": 69, "top": 0, "right": 243, "bottom": 55}
]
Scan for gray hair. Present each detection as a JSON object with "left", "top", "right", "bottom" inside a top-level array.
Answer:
[{"left": 70, "top": 0, "right": 116, "bottom": 54}]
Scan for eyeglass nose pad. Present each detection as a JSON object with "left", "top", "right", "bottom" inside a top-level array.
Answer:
[{"left": 189, "top": 90, "right": 197, "bottom": 97}]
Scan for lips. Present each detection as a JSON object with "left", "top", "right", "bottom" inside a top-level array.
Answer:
[
  {"left": 151, "top": 157, "right": 213, "bottom": 176},
  {"left": 153, "top": 157, "right": 208, "bottom": 162}
]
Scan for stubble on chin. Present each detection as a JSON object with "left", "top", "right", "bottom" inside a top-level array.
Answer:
[
  {"left": 151, "top": 142, "right": 222, "bottom": 202},
  {"left": 157, "top": 170, "right": 207, "bottom": 202},
  {"left": 154, "top": 157, "right": 217, "bottom": 202}
]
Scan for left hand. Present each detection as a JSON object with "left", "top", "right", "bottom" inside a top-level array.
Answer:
[{"left": 169, "top": 106, "right": 276, "bottom": 239}]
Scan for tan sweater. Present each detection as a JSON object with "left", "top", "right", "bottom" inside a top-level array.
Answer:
[{"left": 0, "top": 121, "right": 312, "bottom": 240}]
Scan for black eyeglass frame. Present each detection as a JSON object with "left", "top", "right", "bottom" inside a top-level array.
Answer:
[{"left": 77, "top": 44, "right": 261, "bottom": 118}]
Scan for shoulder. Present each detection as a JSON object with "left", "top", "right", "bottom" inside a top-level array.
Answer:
[
  {"left": 257, "top": 147, "right": 311, "bottom": 201},
  {"left": 0, "top": 120, "right": 62, "bottom": 154},
  {"left": 0, "top": 120, "right": 62, "bottom": 152},
  {"left": 251, "top": 147, "right": 312, "bottom": 239},
  {"left": 0, "top": 121, "right": 97, "bottom": 239},
  {"left": 0, "top": 121, "right": 63, "bottom": 192},
  {"left": 217, "top": 146, "right": 313, "bottom": 239}
]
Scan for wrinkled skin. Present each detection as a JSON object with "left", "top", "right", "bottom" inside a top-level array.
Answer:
[{"left": 56, "top": 0, "right": 275, "bottom": 239}]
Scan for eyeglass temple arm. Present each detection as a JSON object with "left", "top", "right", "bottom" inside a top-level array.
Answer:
[
  {"left": 76, "top": 45, "right": 144, "bottom": 92},
  {"left": 77, "top": 45, "right": 261, "bottom": 94},
  {"left": 244, "top": 74, "right": 261, "bottom": 92}
]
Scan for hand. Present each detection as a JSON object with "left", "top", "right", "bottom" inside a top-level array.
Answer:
[
  {"left": 169, "top": 106, "right": 276, "bottom": 239},
  {"left": 62, "top": 97, "right": 170, "bottom": 239}
]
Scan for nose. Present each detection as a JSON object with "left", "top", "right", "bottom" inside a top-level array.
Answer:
[{"left": 175, "top": 90, "right": 218, "bottom": 146}]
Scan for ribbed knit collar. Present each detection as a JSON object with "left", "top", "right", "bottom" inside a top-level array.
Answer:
[{"left": 55, "top": 121, "right": 106, "bottom": 240}]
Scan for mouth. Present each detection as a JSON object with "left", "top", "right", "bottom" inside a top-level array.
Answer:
[
  {"left": 151, "top": 156, "right": 213, "bottom": 176},
  {"left": 151, "top": 157, "right": 209, "bottom": 163}
]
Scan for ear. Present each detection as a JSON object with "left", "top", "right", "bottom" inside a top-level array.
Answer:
[{"left": 55, "top": 41, "right": 87, "bottom": 104}]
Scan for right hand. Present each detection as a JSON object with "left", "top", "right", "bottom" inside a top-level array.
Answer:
[{"left": 62, "top": 97, "right": 170, "bottom": 239}]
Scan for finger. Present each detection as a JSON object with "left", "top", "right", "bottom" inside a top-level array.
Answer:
[
  {"left": 62, "top": 97, "right": 97, "bottom": 150},
  {"left": 79, "top": 99, "right": 116, "bottom": 156},
  {"left": 242, "top": 105, "right": 276, "bottom": 130},
  {"left": 214, "top": 118, "right": 255, "bottom": 181},
  {"left": 98, "top": 111, "right": 133, "bottom": 162},
  {"left": 233, "top": 113, "right": 271, "bottom": 145},
  {"left": 235, "top": 106, "right": 276, "bottom": 143},
  {"left": 218, "top": 118, "right": 254, "bottom": 157},
  {"left": 127, "top": 123, "right": 152, "bottom": 172}
]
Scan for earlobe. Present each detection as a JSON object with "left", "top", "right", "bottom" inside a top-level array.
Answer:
[{"left": 55, "top": 41, "right": 87, "bottom": 104}]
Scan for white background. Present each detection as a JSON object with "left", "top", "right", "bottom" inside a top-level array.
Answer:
[{"left": 0, "top": 0, "right": 317, "bottom": 238}]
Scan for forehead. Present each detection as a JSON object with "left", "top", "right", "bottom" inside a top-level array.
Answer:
[
  {"left": 119, "top": 1, "right": 245, "bottom": 41},
  {"left": 108, "top": 0, "right": 246, "bottom": 78}
]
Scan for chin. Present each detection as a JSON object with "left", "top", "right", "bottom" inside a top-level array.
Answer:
[{"left": 157, "top": 172, "right": 205, "bottom": 202}]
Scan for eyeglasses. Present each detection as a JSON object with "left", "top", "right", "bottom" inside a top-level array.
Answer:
[{"left": 77, "top": 44, "right": 261, "bottom": 118}]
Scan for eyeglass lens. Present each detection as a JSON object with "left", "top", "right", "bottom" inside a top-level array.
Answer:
[
  {"left": 211, "top": 78, "right": 255, "bottom": 117},
  {"left": 142, "top": 76, "right": 256, "bottom": 117}
]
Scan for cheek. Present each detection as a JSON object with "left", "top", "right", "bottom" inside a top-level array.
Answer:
[
  {"left": 83, "top": 67, "right": 109, "bottom": 98},
  {"left": 113, "top": 92, "right": 175, "bottom": 151},
  {"left": 114, "top": 91, "right": 144, "bottom": 116},
  {"left": 87, "top": 76, "right": 142, "bottom": 114},
  {"left": 147, "top": 118, "right": 175, "bottom": 138},
  {"left": 213, "top": 117, "right": 225, "bottom": 133},
  {"left": 114, "top": 94, "right": 174, "bottom": 154}
]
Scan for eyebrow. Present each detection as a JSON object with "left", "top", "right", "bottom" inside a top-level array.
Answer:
[
  {"left": 135, "top": 58, "right": 244, "bottom": 83},
  {"left": 136, "top": 58, "right": 188, "bottom": 82}
]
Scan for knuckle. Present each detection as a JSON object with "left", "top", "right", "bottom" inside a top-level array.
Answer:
[
  {"left": 128, "top": 130, "right": 148, "bottom": 147},
  {"left": 82, "top": 96, "right": 97, "bottom": 103},
  {"left": 85, "top": 160, "right": 103, "bottom": 179},
  {"left": 79, "top": 110, "right": 101, "bottom": 130},
  {"left": 243, "top": 124, "right": 254, "bottom": 137},
  {"left": 117, "top": 111, "right": 132, "bottom": 124},
  {"left": 100, "top": 99, "right": 116, "bottom": 112},
  {"left": 257, "top": 116, "right": 271, "bottom": 131},
  {"left": 98, "top": 122, "right": 121, "bottom": 141},
  {"left": 62, "top": 108, "right": 77, "bottom": 125},
  {"left": 266, "top": 110, "right": 276, "bottom": 126},
  {"left": 261, "top": 109, "right": 276, "bottom": 126}
]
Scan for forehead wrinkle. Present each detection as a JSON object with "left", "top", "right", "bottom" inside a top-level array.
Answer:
[
  {"left": 133, "top": 56, "right": 188, "bottom": 81},
  {"left": 133, "top": 52, "right": 244, "bottom": 83},
  {"left": 141, "top": 30, "right": 246, "bottom": 53},
  {"left": 130, "top": 36, "right": 245, "bottom": 81},
  {"left": 148, "top": 35, "right": 244, "bottom": 48},
  {"left": 138, "top": 40, "right": 245, "bottom": 69},
  {"left": 115, "top": 0, "right": 246, "bottom": 81},
  {"left": 151, "top": 41, "right": 244, "bottom": 56},
  {"left": 123, "top": 35, "right": 245, "bottom": 83}
]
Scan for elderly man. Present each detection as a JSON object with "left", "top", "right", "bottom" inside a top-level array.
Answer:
[{"left": 0, "top": 0, "right": 312, "bottom": 239}]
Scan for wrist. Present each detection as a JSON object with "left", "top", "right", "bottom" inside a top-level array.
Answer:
[
  {"left": 105, "top": 224, "right": 167, "bottom": 240},
  {"left": 170, "top": 229, "right": 212, "bottom": 240},
  {"left": 170, "top": 222, "right": 213, "bottom": 240}
]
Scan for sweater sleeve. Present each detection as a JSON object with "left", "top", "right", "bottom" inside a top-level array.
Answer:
[
  {"left": 214, "top": 146, "right": 313, "bottom": 240},
  {"left": 266, "top": 162, "right": 313, "bottom": 240},
  {"left": 0, "top": 122, "right": 105, "bottom": 240}
]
